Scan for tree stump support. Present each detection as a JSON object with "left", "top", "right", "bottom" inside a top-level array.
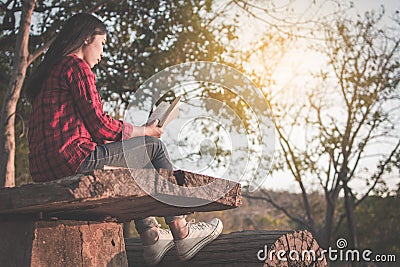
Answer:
[{"left": 0, "top": 220, "right": 127, "bottom": 267}]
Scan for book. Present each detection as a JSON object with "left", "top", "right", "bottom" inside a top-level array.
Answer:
[
  {"left": 103, "top": 96, "right": 181, "bottom": 170},
  {"left": 147, "top": 95, "right": 181, "bottom": 128}
]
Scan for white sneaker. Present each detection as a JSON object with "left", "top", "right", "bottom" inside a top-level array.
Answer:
[
  {"left": 175, "top": 218, "right": 223, "bottom": 261},
  {"left": 142, "top": 226, "right": 174, "bottom": 266}
]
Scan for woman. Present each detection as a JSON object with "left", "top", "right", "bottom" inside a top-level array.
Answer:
[{"left": 26, "top": 13, "right": 222, "bottom": 265}]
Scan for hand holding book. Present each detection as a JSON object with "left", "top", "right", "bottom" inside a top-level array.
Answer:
[
  {"left": 143, "top": 119, "right": 163, "bottom": 138},
  {"left": 147, "top": 96, "right": 181, "bottom": 129}
]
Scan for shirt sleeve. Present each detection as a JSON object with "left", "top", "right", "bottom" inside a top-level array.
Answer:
[
  {"left": 67, "top": 58, "right": 131, "bottom": 142},
  {"left": 122, "top": 121, "right": 134, "bottom": 140}
]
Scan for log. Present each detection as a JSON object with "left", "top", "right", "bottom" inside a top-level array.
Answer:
[
  {"left": 0, "top": 219, "right": 127, "bottom": 267},
  {"left": 264, "top": 230, "right": 327, "bottom": 266},
  {"left": 125, "top": 230, "right": 327, "bottom": 267},
  {"left": 0, "top": 169, "right": 241, "bottom": 222}
]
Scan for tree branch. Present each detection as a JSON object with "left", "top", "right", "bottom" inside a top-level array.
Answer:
[
  {"left": 242, "top": 190, "right": 308, "bottom": 228},
  {"left": 356, "top": 139, "right": 400, "bottom": 206},
  {"left": 27, "top": 0, "right": 111, "bottom": 65}
]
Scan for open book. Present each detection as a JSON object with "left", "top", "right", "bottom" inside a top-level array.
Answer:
[
  {"left": 147, "top": 95, "right": 181, "bottom": 128},
  {"left": 103, "top": 96, "right": 181, "bottom": 171}
]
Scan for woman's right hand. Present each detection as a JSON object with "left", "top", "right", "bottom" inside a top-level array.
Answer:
[
  {"left": 143, "top": 120, "right": 163, "bottom": 138},
  {"left": 128, "top": 120, "right": 163, "bottom": 139}
]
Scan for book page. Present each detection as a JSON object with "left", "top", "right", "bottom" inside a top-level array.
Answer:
[
  {"left": 160, "top": 101, "right": 179, "bottom": 127},
  {"left": 147, "top": 96, "right": 181, "bottom": 128},
  {"left": 148, "top": 102, "right": 170, "bottom": 125}
]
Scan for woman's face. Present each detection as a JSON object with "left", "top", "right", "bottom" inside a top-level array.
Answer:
[{"left": 82, "top": 34, "right": 106, "bottom": 68}]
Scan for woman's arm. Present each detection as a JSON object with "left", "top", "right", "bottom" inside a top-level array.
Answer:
[
  {"left": 68, "top": 58, "right": 162, "bottom": 141},
  {"left": 68, "top": 59, "right": 127, "bottom": 142},
  {"left": 129, "top": 120, "right": 163, "bottom": 139}
]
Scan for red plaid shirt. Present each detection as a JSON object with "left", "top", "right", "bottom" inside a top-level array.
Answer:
[{"left": 28, "top": 55, "right": 133, "bottom": 182}]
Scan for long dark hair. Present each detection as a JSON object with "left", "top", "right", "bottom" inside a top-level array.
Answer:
[{"left": 25, "top": 13, "right": 107, "bottom": 102}]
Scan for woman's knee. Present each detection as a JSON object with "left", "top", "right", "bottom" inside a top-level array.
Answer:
[
  {"left": 123, "top": 135, "right": 160, "bottom": 147},
  {"left": 123, "top": 135, "right": 168, "bottom": 158},
  {"left": 143, "top": 136, "right": 165, "bottom": 148},
  {"left": 143, "top": 135, "right": 160, "bottom": 143}
]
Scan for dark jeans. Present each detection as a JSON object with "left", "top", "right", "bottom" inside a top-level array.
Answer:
[{"left": 77, "top": 136, "right": 184, "bottom": 233}]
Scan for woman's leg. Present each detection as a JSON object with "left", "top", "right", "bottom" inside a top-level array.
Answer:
[
  {"left": 77, "top": 136, "right": 223, "bottom": 263},
  {"left": 77, "top": 136, "right": 172, "bottom": 171},
  {"left": 77, "top": 136, "right": 184, "bottom": 237}
]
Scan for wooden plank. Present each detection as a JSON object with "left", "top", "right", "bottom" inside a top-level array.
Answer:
[
  {"left": 0, "top": 169, "right": 241, "bottom": 222},
  {"left": 125, "top": 230, "right": 326, "bottom": 266}
]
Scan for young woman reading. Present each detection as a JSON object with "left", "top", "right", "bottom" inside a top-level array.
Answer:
[{"left": 26, "top": 13, "right": 222, "bottom": 266}]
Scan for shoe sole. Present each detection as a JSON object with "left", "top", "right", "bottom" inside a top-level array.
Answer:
[
  {"left": 178, "top": 219, "right": 223, "bottom": 261},
  {"left": 144, "top": 241, "right": 174, "bottom": 266}
]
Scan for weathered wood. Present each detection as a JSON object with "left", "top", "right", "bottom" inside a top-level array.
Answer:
[
  {"left": 0, "top": 219, "right": 127, "bottom": 267},
  {"left": 125, "top": 230, "right": 326, "bottom": 267},
  {"left": 0, "top": 169, "right": 241, "bottom": 222},
  {"left": 264, "top": 230, "right": 327, "bottom": 266}
]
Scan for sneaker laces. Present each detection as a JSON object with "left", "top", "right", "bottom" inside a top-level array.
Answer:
[
  {"left": 156, "top": 224, "right": 172, "bottom": 237},
  {"left": 188, "top": 219, "right": 213, "bottom": 231}
]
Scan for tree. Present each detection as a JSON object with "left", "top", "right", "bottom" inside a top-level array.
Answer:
[
  {"left": 0, "top": 0, "right": 36, "bottom": 187},
  {"left": 247, "top": 10, "right": 400, "bottom": 249},
  {"left": 336, "top": 195, "right": 400, "bottom": 257},
  {"left": 94, "top": 0, "right": 228, "bottom": 105}
]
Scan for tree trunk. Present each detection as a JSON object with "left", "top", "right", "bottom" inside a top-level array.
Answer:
[
  {"left": 343, "top": 181, "right": 358, "bottom": 249},
  {"left": 0, "top": 0, "right": 36, "bottom": 187},
  {"left": 320, "top": 186, "right": 339, "bottom": 249}
]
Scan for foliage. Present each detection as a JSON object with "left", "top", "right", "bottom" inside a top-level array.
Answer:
[
  {"left": 94, "top": 0, "right": 230, "bottom": 104},
  {"left": 335, "top": 195, "right": 400, "bottom": 257}
]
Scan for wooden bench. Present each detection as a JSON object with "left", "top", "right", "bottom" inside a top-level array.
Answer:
[
  {"left": 0, "top": 169, "right": 326, "bottom": 266},
  {"left": 0, "top": 169, "right": 241, "bottom": 266}
]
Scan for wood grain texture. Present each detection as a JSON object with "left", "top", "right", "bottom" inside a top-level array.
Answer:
[
  {"left": 0, "top": 220, "right": 128, "bottom": 267},
  {"left": 264, "top": 230, "right": 327, "bottom": 267}
]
